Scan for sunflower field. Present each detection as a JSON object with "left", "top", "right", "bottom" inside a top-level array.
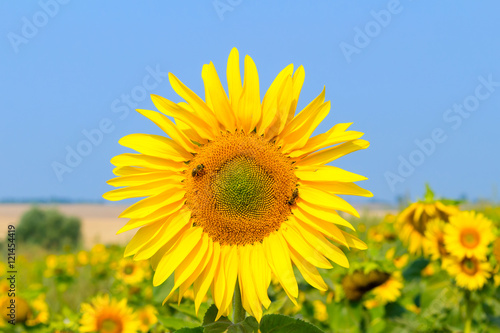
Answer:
[{"left": 2, "top": 190, "right": 500, "bottom": 332}]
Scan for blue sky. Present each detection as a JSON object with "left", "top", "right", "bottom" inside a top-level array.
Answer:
[{"left": 1, "top": 1, "right": 499, "bottom": 204}]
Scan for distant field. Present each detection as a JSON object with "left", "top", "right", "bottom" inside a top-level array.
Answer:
[
  {"left": 0, "top": 204, "right": 133, "bottom": 248},
  {"left": 0, "top": 203, "right": 396, "bottom": 248}
]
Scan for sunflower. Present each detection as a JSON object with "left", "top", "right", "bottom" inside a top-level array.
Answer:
[
  {"left": 137, "top": 305, "right": 158, "bottom": 333},
  {"left": 396, "top": 200, "right": 459, "bottom": 255},
  {"left": 116, "top": 258, "right": 150, "bottom": 285},
  {"left": 25, "top": 294, "right": 50, "bottom": 326},
  {"left": 104, "top": 48, "right": 370, "bottom": 321},
  {"left": 79, "top": 294, "right": 140, "bottom": 333},
  {"left": 424, "top": 219, "right": 448, "bottom": 261},
  {"left": 443, "top": 256, "right": 492, "bottom": 290},
  {"left": 370, "top": 271, "right": 403, "bottom": 304},
  {"left": 444, "top": 211, "right": 495, "bottom": 260},
  {"left": 342, "top": 270, "right": 390, "bottom": 301}
]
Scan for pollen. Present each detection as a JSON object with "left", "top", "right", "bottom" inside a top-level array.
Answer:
[{"left": 185, "top": 131, "right": 297, "bottom": 246}]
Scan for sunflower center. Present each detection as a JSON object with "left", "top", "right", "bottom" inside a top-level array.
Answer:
[
  {"left": 124, "top": 265, "right": 134, "bottom": 275},
  {"left": 460, "top": 228, "right": 480, "bottom": 249},
  {"left": 461, "top": 258, "right": 478, "bottom": 276},
  {"left": 212, "top": 156, "right": 274, "bottom": 219},
  {"left": 98, "top": 317, "right": 122, "bottom": 333},
  {"left": 185, "top": 131, "right": 297, "bottom": 246}
]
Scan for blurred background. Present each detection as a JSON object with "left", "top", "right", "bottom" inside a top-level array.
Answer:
[{"left": 1, "top": 2, "right": 500, "bottom": 332}]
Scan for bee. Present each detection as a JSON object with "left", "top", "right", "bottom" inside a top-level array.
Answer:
[
  {"left": 191, "top": 164, "right": 205, "bottom": 177},
  {"left": 288, "top": 188, "right": 299, "bottom": 205}
]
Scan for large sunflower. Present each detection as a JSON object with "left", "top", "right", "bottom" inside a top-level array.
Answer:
[
  {"left": 104, "top": 48, "right": 370, "bottom": 321},
  {"left": 443, "top": 211, "right": 495, "bottom": 260},
  {"left": 79, "top": 294, "right": 140, "bottom": 333},
  {"left": 396, "top": 200, "right": 458, "bottom": 255}
]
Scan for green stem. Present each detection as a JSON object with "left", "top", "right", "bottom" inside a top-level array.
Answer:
[
  {"left": 464, "top": 290, "right": 476, "bottom": 333},
  {"left": 233, "top": 280, "right": 246, "bottom": 323}
]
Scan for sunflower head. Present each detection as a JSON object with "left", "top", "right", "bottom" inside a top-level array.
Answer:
[
  {"left": 137, "top": 305, "right": 158, "bottom": 333},
  {"left": 116, "top": 258, "right": 149, "bottom": 285},
  {"left": 341, "top": 270, "right": 390, "bottom": 301},
  {"left": 443, "top": 255, "right": 492, "bottom": 290},
  {"left": 104, "top": 48, "right": 371, "bottom": 321},
  {"left": 79, "top": 294, "right": 140, "bottom": 333},
  {"left": 444, "top": 211, "right": 495, "bottom": 260},
  {"left": 369, "top": 271, "right": 403, "bottom": 305},
  {"left": 396, "top": 199, "right": 459, "bottom": 255},
  {"left": 0, "top": 296, "right": 31, "bottom": 324}
]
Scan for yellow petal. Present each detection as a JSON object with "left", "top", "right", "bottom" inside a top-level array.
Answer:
[
  {"left": 227, "top": 48, "right": 243, "bottom": 109},
  {"left": 237, "top": 55, "right": 261, "bottom": 133},
  {"left": 169, "top": 233, "right": 209, "bottom": 296},
  {"left": 264, "top": 232, "right": 298, "bottom": 299},
  {"left": 112, "top": 166, "right": 160, "bottom": 176},
  {"left": 119, "top": 188, "right": 185, "bottom": 219},
  {"left": 151, "top": 94, "right": 215, "bottom": 140},
  {"left": 250, "top": 243, "right": 271, "bottom": 309},
  {"left": 124, "top": 220, "right": 165, "bottom": 257},
  {"left": 153, "top": 227, "right": 203, "bottom": 286},
  {"left": 296, "top": 165, "right": 367, "bottom": 183},
  {"left": 177, "top": 239, "right": 213, "bottom": 305},
  {"left": 202, "top": 62, "right": 236, "bottom": 131},
  {"left": 281, "top": 224, "right": 332, "bottom": 268},
  {"left": 291, "top": 207, "right": 348, "bottom": 247},
  {"left": 111, "top": 153, "right": 186, "bottom": 171},
  {"left": 295, "top": 139, "right": 369, "bottom": 166},
  {"left": 289, "top": 125, "right": 363, "bottom": 158},
  {"left": 194, "top": 241, "right": 220, "bottom": 314},
  {"left": 265, "top": 75, "right": 293, "bottom": 139},
  {"left": 168, "top": 73, "right": 220, "bottom": 130},
  {"left": 280, "top": 87, "right": 325, "bottom": 138},
  {"left": 134, "top": 210, "right": 192, "bottom": 260},
  {"left": 289, "top": 217, "right": 349, "bottom": 268},
  {"left": 106, "top": 172, "right": 182, "bottom": 187},
  {"left": 258, "top": 64, "right": 294, "bottom": 135},
  {"left": 117, "top": 199, "right": 185, "bottom": 233},
  {"left": 287, "top": 65, "right": 305, "bottom": 123},
  {"left": 119, "top": 133, "right": 193, "bottom": 162},
  {"left": 212, "top": 246, "right": 227, "bottom": 313},
  {"left": 103, "top": 181, "right": 182, "bottom": 201},
  {"left": 299, "top": 186, "right": 360, "bottom": 218},
  {"left": 239, "top": 245, "right": 262, "bottom": 321},
  {"left": 342, "top": 231, "right": 368, "bottom": 250},
  {"left": 215, "top": 245, "right": 238, "bottom": 320},
  {"left": 299, "top": 180, "right": 373, "bottom": 197},
  {"left": 296, "top": 199, "right": 355, "bottom": 231},
  {"left": 136, "top": 109, "right": 198, "bottom": 153},
  {"left": 289, "top": 247, "right": 328, "bottom": 291},
  {"left": 279, "top": 101, "right": 330, "bottom": 152}
]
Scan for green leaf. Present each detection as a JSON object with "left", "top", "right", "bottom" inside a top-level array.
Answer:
[
  {"left": 153, "top": 274, "right": 175, "bottom": 303},
  {"left": 176, "top": 328, "right": 204, "bottom": 333},
  {"left": 169, "top": 302, "right": 207, "bottom": 322},
  {"left": 157, "top": 315, "right": 199, "bottom": 330},
  {"left": 202, "top": 304, "right": 232, "bottom": 333},
  {"left": 263, "top": 296, "right": 287, "bottom": 315},
  {"left": 402, "top": 258, "right": 429, "bottom": 281},
  {"left": 260, "top": 314, "right": 324, "bottom": 333},
  {"left": 327, "top": 301, "right": 361, "bottom": 333},
  {"left": 228, "top": 316, "right": 259, "bottom": 333},
  {"left": 424, "top": 183, "right": 435, "bottom": 202}
]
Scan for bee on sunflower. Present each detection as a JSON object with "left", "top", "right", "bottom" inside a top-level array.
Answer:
[{"left": 104, "top": 48, "right": 371, "bottom": 321}]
